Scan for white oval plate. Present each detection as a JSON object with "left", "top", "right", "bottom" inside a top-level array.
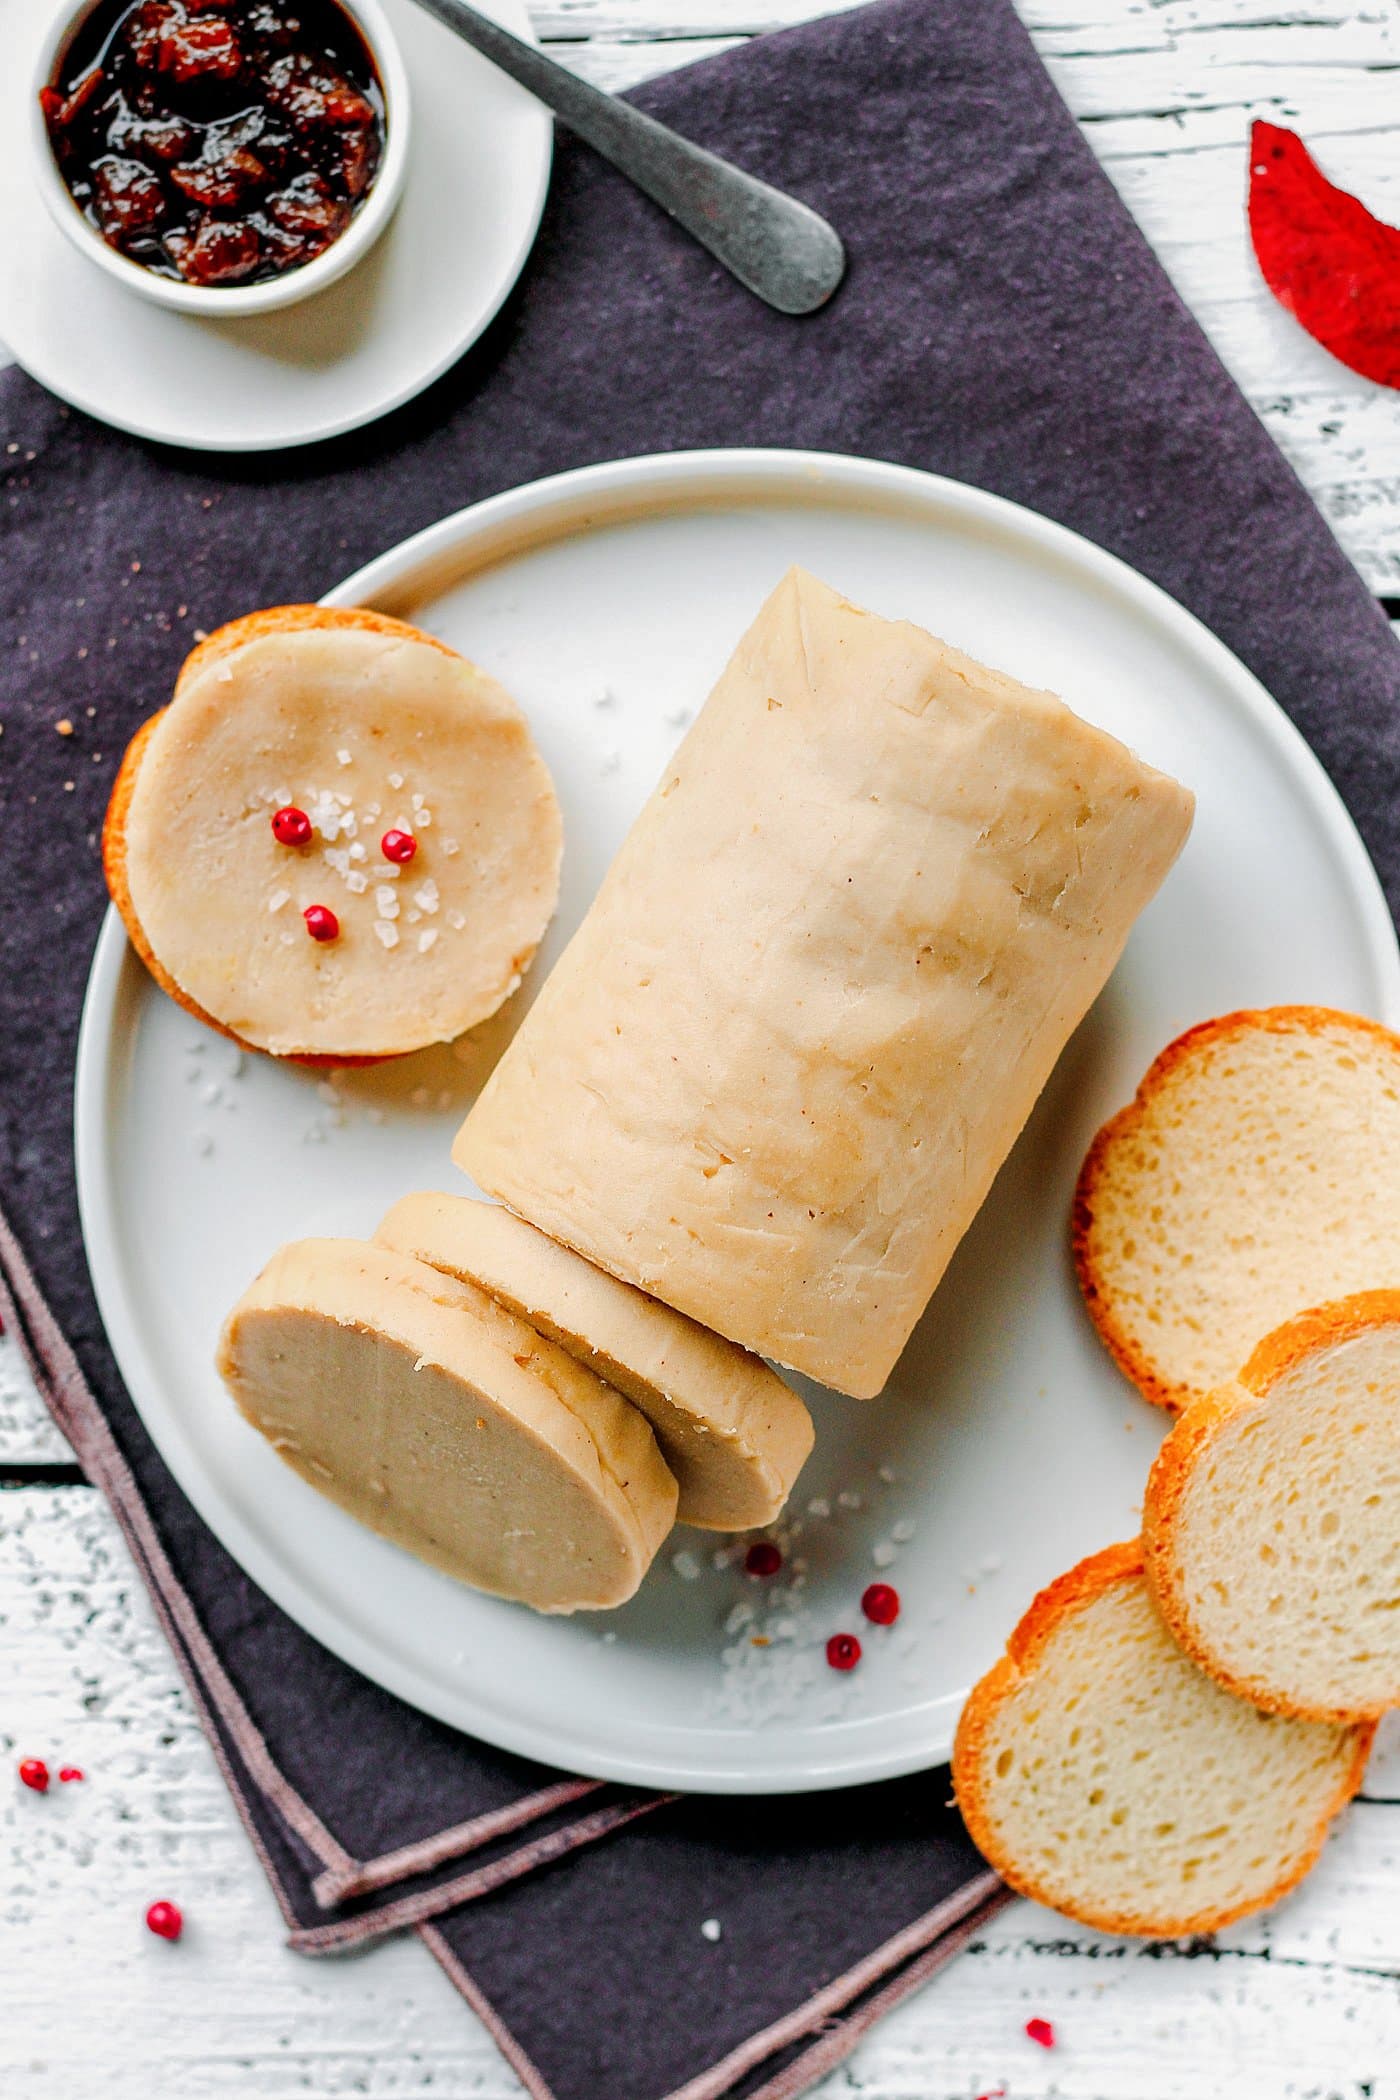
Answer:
[
  {"left": 0, "top": 0, "right": 550, "bottom": 452},
  {"left": 76, "top": 450, "right": 1400, "bottom": 1792}
]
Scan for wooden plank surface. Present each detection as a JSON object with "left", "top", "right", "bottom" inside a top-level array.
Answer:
[{"left": 4, "top": 0, "right": 1400, "bottom": 2093}]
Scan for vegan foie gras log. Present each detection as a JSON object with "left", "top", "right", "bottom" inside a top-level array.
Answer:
[{"left": 457, "top": 569, "right": 1195, "bottom": 1398}]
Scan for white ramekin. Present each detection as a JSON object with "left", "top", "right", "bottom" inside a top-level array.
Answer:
[{"left": 29, "top": 0, "right": 411, "bottom": 318}]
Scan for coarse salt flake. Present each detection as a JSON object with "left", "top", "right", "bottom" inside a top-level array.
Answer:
[
  {"left": 418, "top": 929, "right": 439, "bottom": 954},
  {"left": 671, "top": 1549, "right": 702, "bottom": 1582},
  {"left": 413, "top": 879, "right": 440, "bottom": 915},
  {"left": 267, "top": 888, "right": 291, "bottom": 914},
  {"left": 388, "top": 771, "right": 404, "bottom": 789},
  {"left": 373, "top": 921, "right": 399, "bottom": 950},
  {"left": 442, "top": 838, "right": 460, "bottom": 857},
  {"left": 336, "top": 749, "right": 352, "bottom": 767},
  {"left": 375, "top": 885, "right": 400, "bottom": 919},
  {"left": 700, "top": 1919, "right": 722, "bottom": 1943},
  {"left": 446, "top": 909, "right": 466, "bottom": 931},
  {"left": 345, "top": 872, "right": 368, "bottom": 895}
]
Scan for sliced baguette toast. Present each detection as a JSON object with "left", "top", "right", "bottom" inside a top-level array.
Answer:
[
  {"left": 1144, "top": 1292, "right": 1400, "bottom": 1722},
  {"left": 952, "top": 1542, "right": 1372, "bottom": 1936},
  {"left": 1073, "top": 1007, "right": 1400, "bottom": 1412}
]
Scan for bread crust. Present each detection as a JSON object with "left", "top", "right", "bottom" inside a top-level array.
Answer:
[
  {"left": 1144, "top": 1289, "right": 1400, "bottom": 1723},
  {"left": 1072, "top": 1006, "right": 1400, "bottom": 1412},
  {"left": 952, "top": 1539, "right": 1374, "bottom": 1936},
  {"left": 102, "top": 605, "right": 453, "bottom": 1066}
]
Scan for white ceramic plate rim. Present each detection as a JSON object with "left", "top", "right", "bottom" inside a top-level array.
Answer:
[
  {"left": 74, "top": 448, "right": 1400, "bottom": 1790},
  {"left": 6, "top": 0, "right": 551, "bottom": 452}
]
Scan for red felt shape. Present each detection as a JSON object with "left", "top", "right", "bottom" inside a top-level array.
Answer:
[{"left": 1248, "top": 121, "right": 1400, "bottom": 389}]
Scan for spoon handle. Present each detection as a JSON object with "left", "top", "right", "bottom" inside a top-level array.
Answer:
[{"left": 406, "top": 0, "right": 846, "bottom": 314}]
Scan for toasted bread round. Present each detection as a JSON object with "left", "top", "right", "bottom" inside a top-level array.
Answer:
[
  {"left": 1073, "top": 1007, "right": 1400, "bottom": 1412},
  {"left": 952, "top": 1542, "right": 1372, "bottom": 1936},
  {"left": 374, "top": 1191, "right": 815, "bottom": 1531},
  {"left": 1144, "top": 1292, "right": 1400, "bottom": 1722},
  {"left": 216, "top": 1237, "right": 678, "bottom": 1613},
  {"left": 105, "top": 605, "right": 562, "bottom": 1061}
]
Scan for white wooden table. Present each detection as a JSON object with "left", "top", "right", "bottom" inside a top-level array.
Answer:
[{"left": 4, "top": 2, "right": 1399, "bottom": 2092}]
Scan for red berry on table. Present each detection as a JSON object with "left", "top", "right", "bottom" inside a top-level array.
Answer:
[
  {"left": 58, "top": 1766, "right": 85, "bottom": 1783},
  {"left": 272, "top": 805, "right": 313, "bottom": 846},
  {"left": 826, "top": 1632, "right": 861, "bottom": 1672},
  {"left": 380, "top": 828, "right": 417, "bottom": 864},
  {"left": 303, "top": 904, "right": 339, "bottom": 943},
  {"left": 1026, "top": 2017, "right": 1055, "bottom": 2049},
  {"left": 744, "top": 1540, "right": 782, "bottom": 1578},
  {"left": 18, "top": 1758, "right": 50, "bottom": 1793},
  {"left": 145, "top": 1900, "right": 183, "bottom": 1941},
  {"left": 861, "top": 1582, "right": 900, "bottom": 1626}
]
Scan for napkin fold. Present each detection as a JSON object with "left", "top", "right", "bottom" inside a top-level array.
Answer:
[{"left": 3, "top": 0, "right": 1399, "bottom": 2094}]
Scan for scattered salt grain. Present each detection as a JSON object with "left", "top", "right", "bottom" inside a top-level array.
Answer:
[
  {"left": 725, "top": 1601, "right": 754, "bottom": 1634},
  {"left": 837, "top": 1490, "right": 863, "bottom": 1512},
  {"left": 388, "top": 771, "right": 404, "bottom": 789},
  {"left": 373, "top": 921, "right": 399, "bottom": 950},
  {"left": 878, "top": 1465, "right": 899, "bottom": 1485},
  {"left": 806, "top": 1497, "right": 831, "bottom": 1519},
  {"left": 871, "top": 1541, "right": 897, "bottom": 1570},
  {"left": 266, "top": 888, "right": 291, "bottom": 914},
  {"left": 418, "top": 929, "right": 439, "bottom": 954},
  {"left": 671, "top": 1549, "right": 702, "bottom": 1582},
  {"left": 891, "top": 1519, "right": 917, "bottom": 1544},
  {"left": 337, "top": 749, "right": 352, "bottom": 767},
  {"left": 700, "top": 1919, "right": 722, "bottom": 1943},
  {"left": 348, "top": 841, "right": 367, "bottom": 863},
  {"left": 216, "top": 664, "right": 234, "bottom": 684},
  {"left": 345, "top": 872, "right": 368, "bottom": 895},
  {"left": 375, "top": 885, "right": 400, "bottom": 919},
  {"left": 442, "top": 838, "right": 460, "bottom": 857},
  {"left": 413, "top": 878, "right": 440, "bottom": 915}
]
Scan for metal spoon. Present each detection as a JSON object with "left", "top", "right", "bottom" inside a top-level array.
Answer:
[{"left": 406, "top": 0, "right": 847, "bottom": 314}]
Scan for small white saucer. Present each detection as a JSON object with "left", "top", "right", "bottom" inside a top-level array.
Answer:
[{"left": 0, "top": 0, "right": 552, "bottom": 452}]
